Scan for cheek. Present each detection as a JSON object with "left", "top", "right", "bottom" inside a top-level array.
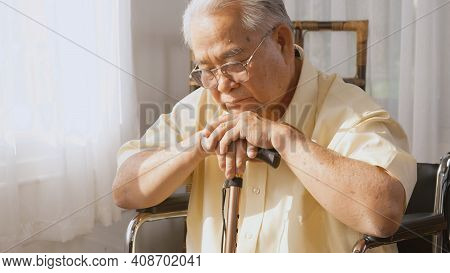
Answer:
[
  {"left": 245, "top": 82, "right": 270, "bottom": 103},
  {"left": 247, "top": 61, "right": 285, "bottom": 101},
  {"left": 210, "top": 89, "right": 221, "bottom": 102}
]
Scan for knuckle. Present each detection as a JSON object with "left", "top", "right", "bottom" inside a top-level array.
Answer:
[
  {"left": 218, "top": 156, "right": 224, "bottom": 163},
  {"left": 219, "top": 140, "right": 227, "bottom": 151},
  {"left": 245, "top": 111, "right": 255, "bottom": 118},
  {"left": 236, "top": 159, "right": 243, "bottom": 168},
  {"left": 223, "top": 130, "right": 232, "bottom": 140}
]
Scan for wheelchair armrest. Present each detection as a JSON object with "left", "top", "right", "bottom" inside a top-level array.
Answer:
[
  {"left": 362, "top": 213, "right": 447, "bottom": 250},
  {"left": 136, "top": 192, "right": 190, "bottom": 214},
  {"left": 126, "top": 192, "right": 190, "bottom": 253}
]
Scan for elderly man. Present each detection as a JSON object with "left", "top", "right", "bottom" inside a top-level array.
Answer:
[{"left": 112, "top": 0, "right": 417, "bottom": 252}]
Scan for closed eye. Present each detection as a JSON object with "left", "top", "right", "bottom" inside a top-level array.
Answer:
[{"left": 197, "top": 56, "right": 250, "bottom": 71}]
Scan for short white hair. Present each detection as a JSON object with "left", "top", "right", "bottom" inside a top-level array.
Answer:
[{"left": 182, "top": 0, "right": 292, "bottom": 47}]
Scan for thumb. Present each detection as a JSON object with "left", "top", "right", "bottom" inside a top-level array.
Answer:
[{"left": 247, "top": 143, "right": 258, "bottom": 159}]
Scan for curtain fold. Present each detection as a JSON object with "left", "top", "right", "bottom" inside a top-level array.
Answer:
[
  {"left": 398, "top": 0, "right": 450, "bottom": 163},
  {"left": 0, "top": 0, "right": 138, "bottom": 251},
  {"left": 285, "top": 0, "right": 450, "bottom": 163}
]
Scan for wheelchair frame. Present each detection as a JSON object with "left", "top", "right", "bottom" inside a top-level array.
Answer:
[
  {"left": 125, "top": 153, "right": 450, "bottom": 253},
  {"left": 352, "top": 153, "right": 450, "bottom": 253}
]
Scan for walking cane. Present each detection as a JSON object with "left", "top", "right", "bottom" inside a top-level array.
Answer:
[{"left": 222, "top": 148, "right": 281, "bottom": 253}]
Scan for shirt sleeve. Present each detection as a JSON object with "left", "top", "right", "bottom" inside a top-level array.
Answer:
[
  {"left": 327, "top": 109, "right": 417, "bottom": 208},
  {"left": 313, "top": 77, "right": 417, "bottom": 208},
  {"left": 116, "top": 89, "right": 203, "bottom": 169},
  {"left": 116, "top": 113, "right": 182, "bottom": 169}
]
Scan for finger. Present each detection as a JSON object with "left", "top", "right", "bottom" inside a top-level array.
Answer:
[
  {"left": 247, "top": 143, "right": 258, "bottom": 159},
  {"left": 217, "top": 148, "right": 226, "bottom": 172},
  {"left": 219, "top": 126, "right": 242, "bottom": 154},
  {"left": 203, "top": 119, "right": 237, "bottom": 152},
  {"left": 204, "top": 114, "right": 235, "bottom": 135},
  {"left": 235, "top": 140, "right": 247, "bottom": 176},
  {"left": 225, "top": 142, "right": 236, "bottom": 179},
  {"left": 200, "top": 134, "right": 219, "bottom": 154}
]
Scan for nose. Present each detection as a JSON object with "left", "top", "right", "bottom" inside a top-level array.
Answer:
[{"left": 216, "top": 73, "right": 240, "bottom": 93}]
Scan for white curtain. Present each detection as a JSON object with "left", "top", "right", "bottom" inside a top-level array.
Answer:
[
  {"left": 0, "top": 0, "right": 138, "bottom": 251},
  {"left": 285, "top": 0, "right": 450, "bottom": 163}
]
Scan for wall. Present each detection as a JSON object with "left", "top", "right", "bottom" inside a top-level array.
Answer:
[
  {"left": 12, "top": 0, "right": 190, "bottom": 253},
  {"left": 127, "top": 0, "right": 190, "bottom": 252},
  {"left": 131, "top": 0, "right": 191, "bottom": 135}
]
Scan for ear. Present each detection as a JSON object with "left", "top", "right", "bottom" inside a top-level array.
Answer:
[{"left": 272, "top": 23, "right": 295, "bottom": 64}]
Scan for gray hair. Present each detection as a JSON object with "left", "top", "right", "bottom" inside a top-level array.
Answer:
[{"left": 182, "top": 0, "right": 292, "bottom": 47}]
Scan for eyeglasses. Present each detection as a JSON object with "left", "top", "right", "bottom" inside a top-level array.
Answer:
[{"left": 189, "top": 29, "right": 272, "bottom": 89}]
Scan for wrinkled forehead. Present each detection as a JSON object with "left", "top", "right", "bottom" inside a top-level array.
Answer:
[{"left": 190, "top": 13, "right": 258, "bottom": 65}]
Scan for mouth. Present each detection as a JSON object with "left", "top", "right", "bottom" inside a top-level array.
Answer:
[{"left": 224, "top": 97, "right": 253, "bottom": 106}]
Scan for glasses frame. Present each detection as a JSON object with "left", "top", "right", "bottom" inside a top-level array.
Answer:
[{"left": 189, "top": 28, "right": 274, "bottom": 89}]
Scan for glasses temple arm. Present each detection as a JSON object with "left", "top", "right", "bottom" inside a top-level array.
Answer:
[{"left": 245, "top": 35, "right": 268, "bottom": 66}]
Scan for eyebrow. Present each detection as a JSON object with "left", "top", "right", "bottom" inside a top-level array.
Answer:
[
  {"left": 221, "top": 47, "right": 244, "bottom": 59},
  {"left": 196, "top": 47, "right": 244, "bottom": 65}
]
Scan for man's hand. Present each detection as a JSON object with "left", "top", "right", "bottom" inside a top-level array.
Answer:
[
  {"left": 217, "top": 139, "right": 252, "bottom": 179},
  {"left": 200, "top": 111, "right": 282, "bottom": 178}
]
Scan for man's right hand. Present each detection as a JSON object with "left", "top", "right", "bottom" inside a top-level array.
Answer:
[{"left": 200, "top": 129, "right": 258, "bottom": 179}]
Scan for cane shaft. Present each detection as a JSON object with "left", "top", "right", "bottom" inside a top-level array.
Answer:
[
  {"left": 224, "top": 186, "right": 241, "bottom": 253},
  {"left": 223, "top": 148, "right": 280, "bottom": 253}
]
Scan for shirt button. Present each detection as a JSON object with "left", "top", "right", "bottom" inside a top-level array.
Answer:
[
  {"left": 252, "top": 187, "right": 260, "bottom": 195},
  {"left": 245, "top": 233, "right": 253, "bottom": 240}
]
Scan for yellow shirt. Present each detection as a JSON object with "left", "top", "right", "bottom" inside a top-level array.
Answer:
[{"left": 117, "top": 57, "right": 417, "bottom": 253}]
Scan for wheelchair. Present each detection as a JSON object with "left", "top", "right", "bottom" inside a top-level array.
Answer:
[{"left": 126, "top": 152, "right": 450, "bottom": 253}]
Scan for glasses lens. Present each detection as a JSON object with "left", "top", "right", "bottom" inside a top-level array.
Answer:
[
  {"left": 190, "top": 70, "right": 203, "bottom": 86},
  {"left": 222, "top": 63, "right": 249, "bottom": 83},
  {"left": 191, "top": 70, "right": 217, "bottom": 89},
  {"left": 200, "top": 70, "right": 217, "bottom": 89}
]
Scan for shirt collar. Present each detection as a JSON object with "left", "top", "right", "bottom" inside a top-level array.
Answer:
[{"left": 281, "top": 45, "right": 319, "bottom": 137}]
